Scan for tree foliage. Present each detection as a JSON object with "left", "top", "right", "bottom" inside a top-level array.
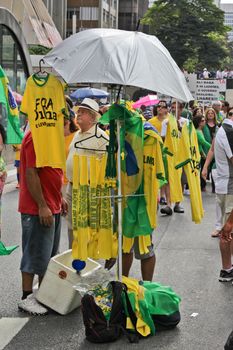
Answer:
[
  {"left": 29, "top": 45, "right": 51, "bottom": 55},
  {"left": 142, "top": 0, "right": 230, "bottom": 70}
]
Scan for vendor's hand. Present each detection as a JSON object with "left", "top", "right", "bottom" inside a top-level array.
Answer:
[
  {"left": 201, "top": 167, "right": 208, "bottom": 180},
  {"left": 39, "top": 205, "right": 53, "bottom": 227},
  {"left": 105, "top": 258, "right": 116, "bottom": 270},
  {"left": 220, "top": 223, "right": 233, "bottom": 243},
  {"left": 61, "top": 198, "right": 68, "bottom": 216}
]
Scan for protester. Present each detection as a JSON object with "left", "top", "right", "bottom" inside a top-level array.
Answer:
[
  {"left": 66, "top": 98, "right": 109, "bottom": 250},
  {"left": 203, "top": 108, "right": 219, "bottom": 193},
  {"left": 63, "top": 96, "right": 79, "bottom": 195},
  {"left": 17, "top": 129, "right": 68, "bottom": 315},
  {"left": 193, "top": 107, "right": 204, "bottom": 118},
  {"left": 202, "top": 68, "right": 210, "bottom": 79},
  {"left": 222, "top": 68, "right": 229, "bottom": 79},
  {"left": 202, "top": 108, "right": 233, "bottom": 281},
  {"left": 212, "top": 101, "right": 224, "bottom": 124},
  {"left": 202, "top": 140, "right": 221, "bottom": 238},
  {"left": 140, "top": 104, "right": 152, "bottom": 120},
  {"left": 193, "top": 115, "right": 211, "bottom": 192},
  {"left": 216, "top": 69, "right": 222, "bottom": 80},
  {"left": 221, "top": 101, "right": 229, "bottom": 119},
  {"left": 150, "top": 100, "right": 168, "bottom": 134}
]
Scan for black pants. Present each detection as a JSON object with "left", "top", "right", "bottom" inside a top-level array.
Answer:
[{"left": 200, "top": 158, "right": 206, "bottom": 190}]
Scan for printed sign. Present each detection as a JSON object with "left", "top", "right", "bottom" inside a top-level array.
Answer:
[{"left": 185, "top": 74, "right": 226, "bottom": 103}]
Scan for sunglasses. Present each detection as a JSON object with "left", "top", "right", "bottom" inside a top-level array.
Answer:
[
  {"left": 228, "top": 112, "right": 233, "bottom": 116},
  {"left": 158, "top": 105, "right": 167, "bottom": 108}
]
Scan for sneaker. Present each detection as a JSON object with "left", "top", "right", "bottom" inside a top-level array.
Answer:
[
  {"left": 173, "top": 204, "right": 184, "bottom": 213},
  {"left": 18, "top": 293, "right": 48, "bottom": 315},
  {"left": 160, "top": 206, "right": 173, "bottom": 216},
  {"left": 219, "top": 269, "right": 233, "bottom": 282},
  {"left": 159, "top": 197, "right": 167, "bottom": 205}
]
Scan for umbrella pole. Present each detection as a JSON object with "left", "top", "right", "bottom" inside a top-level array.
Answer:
[{"left": 116, "top": 119, "right": 122, "bottom": 281}]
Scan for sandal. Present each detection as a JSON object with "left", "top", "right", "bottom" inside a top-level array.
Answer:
[
  {"left": 159, "top": 197, "right": 167, "bottom": 205},
  {"left": 211, "top": 230, "right": 220, "bottom": 238}
]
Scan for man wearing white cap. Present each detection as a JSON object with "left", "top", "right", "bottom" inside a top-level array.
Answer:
[{"left": 66, "top": 98, "right": 109, "bottom": 248}]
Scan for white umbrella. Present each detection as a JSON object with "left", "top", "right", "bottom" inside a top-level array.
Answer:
[{"left": 44, "top": 28, "right": 193, "bottom": 102}]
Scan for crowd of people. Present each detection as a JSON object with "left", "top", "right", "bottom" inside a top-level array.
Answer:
[
  {"left": 141, "top": 98, "right": 233, "bottom": 285},
  {"left": 185, "top": 67, "right": 233, "bottom": 79}
]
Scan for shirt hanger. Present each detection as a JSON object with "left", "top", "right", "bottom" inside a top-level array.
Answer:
[
  {"left": 34, "top": 59, "right": 49, "bottom": 79},
  {"left": 74, "top": 123, "right": 109, "bottom": 152}
]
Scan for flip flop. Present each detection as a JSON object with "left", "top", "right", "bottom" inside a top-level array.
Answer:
[{"left": 211, "top": 230, "right": 220, "bottom": 238}]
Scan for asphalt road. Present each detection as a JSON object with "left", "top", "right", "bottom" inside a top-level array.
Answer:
[{"left": 0, "top": 181, "right": 232, "bottom": 350}]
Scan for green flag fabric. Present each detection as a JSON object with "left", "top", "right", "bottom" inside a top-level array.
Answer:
[
  {"left": 0, "top": 66, "right": 23, "bottom": 144},
  {"left": 0, "top": 241, "right": 18, "bottom": 255},
  {"left": 100, "top": 103, "right": 152, "bottom": 238}
]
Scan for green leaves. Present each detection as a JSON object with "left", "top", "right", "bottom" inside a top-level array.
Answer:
[{"left": 142, "top": 0, "right": 230, "bottom": 70}]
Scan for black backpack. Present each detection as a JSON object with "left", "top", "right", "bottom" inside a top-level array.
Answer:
[{"left": 81, "top": 281, "right": 126, "bottom": 343}]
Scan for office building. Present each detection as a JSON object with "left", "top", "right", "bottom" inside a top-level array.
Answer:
[
  {"left": 0, "top": 0, "right": 62, "bottom": 47},
  {"left": 66, "top": 0, "right": 118, "bottom": 37},
  {"left": 220, "top": 3, "right": 233, "bottom": 41},
  {"left": 118, "top": 0, "right": 149, "bottom": 31},
  {"left": 42, "top": 0, "right": 67, "bottom": 39}
]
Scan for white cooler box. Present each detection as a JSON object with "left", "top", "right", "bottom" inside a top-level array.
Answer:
[{"left": 36, "top": 249, "right": 101, "bottom": 315}]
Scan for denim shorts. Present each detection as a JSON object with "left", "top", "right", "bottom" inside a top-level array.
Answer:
[{"left": 20, "top": 213, "right": 61, "bottom": 276}]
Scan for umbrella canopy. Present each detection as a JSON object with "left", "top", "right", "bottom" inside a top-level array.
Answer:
[
  {"left": 70, "top": 87, "right": 109, "bottom": 100},
  {"left": 44, "top": 28, "right": 193, "bottom": 102},
  {"left": 132, "top": 95, "right": 159, "bottom": 109}
]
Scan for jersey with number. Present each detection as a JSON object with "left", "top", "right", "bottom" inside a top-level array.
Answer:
[
  {"left": 143, "top": 123, "right": 165, "bottom": 229},
  {"left": 20, "top": 74, "right": 67, "bottom": 170},
  {"left": 123, "top": 123, "right": 165, "bottom": 254},
  {"left": 176, "top": 122, "right": 204, "bottom": 223},
  {"left": 163, "top": 114, "right": 183, "bottom": 203}
]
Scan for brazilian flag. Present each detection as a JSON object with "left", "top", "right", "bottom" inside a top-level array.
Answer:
[
  {"left": 99, "top": 103, "right": 152, "bottom": 238},
  {"left": 0, "top": 66, "right": 23, "bottom": 144}
]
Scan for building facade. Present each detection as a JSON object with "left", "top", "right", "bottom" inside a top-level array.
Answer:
[
  {"left": 118, "top": 0, "right": 149, "bottom": 31},
  {"left": 42, "top": 0, "right": 67, "bottom": 39},
  {"left": 0, "top": 0, "right": 62, "bottom": 48},
  {"left": 66, "top": 0, "right": 118, "bottom": 37},
  {"left": 220, "top": 3, "right": 233, "bottom": 42}
]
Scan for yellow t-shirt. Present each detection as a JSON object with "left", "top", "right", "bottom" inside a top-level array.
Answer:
[
  {"left": 13, "top": 144, "right": 21, "bottom": 161},
  {"left": 123, "top": 124, "right": 165, "bottom": 254},
  {"left": 149, "top": 116, "right": 162, "bottom": 134},
  {"left": 176, "top": 122, "right": 204, "bottom": 223},
  {"left": 20, "top": 74, "right": 67, "bottom": 170},
  {"left": 163, "top": 114, "right": 183, "bottom": 203}
]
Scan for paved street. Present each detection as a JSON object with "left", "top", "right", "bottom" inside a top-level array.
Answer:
[{"left": 0, "top": 180, "right": 232, "bottom": 350}]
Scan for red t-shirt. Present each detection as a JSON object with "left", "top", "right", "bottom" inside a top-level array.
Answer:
[{"left": 18, "top": 131, "right": 63, "bottom": 215}]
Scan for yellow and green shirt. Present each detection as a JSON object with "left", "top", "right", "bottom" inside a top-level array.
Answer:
[
  {"left": 162, "top": 114, "right": 183, "bottom": 203},
  {"left": 20, "top": 74, "right": 68, "bottom": 170},
  {"left": 176, "top": 121, "right": 204, "bottom": 223}
]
